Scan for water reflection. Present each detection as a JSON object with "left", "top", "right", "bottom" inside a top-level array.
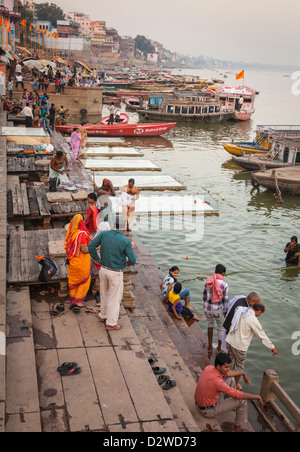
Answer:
[{"left": 279, "top": 262, "right": 300, "bottom": 282}]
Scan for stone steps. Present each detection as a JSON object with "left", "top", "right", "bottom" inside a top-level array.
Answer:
[{"left": 5, "top": 287, "right": 41, "bottom": 432}]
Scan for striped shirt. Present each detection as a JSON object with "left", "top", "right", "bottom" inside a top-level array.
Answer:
[{"left": 203, "top": 278, "right": 229, "bottom": 314}]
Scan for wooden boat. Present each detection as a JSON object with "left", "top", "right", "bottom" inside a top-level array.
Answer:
[
  {"left": 55, "top": 122, "right": 176, "bottom": 137},
  {"left": 224, "top": 142, "right": 268, "bottom": 156},
  {"left": 100, "top": 113, "right": 129, "bottom": 124},
  {"left": 138, "top": 96, "right": 234, "bottom": 123},
  {"left": 232, "top": 137, "right": 300, "bottom": 171},
  {"left": 215, "top": 86, "right": 256, "bottom": 121},
  {"left": 225, "top": 124, "right": 300, "bottom": 156},
  {"left": 124, "top": 96, "right": 143, "bottom": 111},
  {"left": 103, "top": 96, "right": 122, "bottom": 105},
  {"left": 251, "top": 167, "right": 300, "bottom": 195}
]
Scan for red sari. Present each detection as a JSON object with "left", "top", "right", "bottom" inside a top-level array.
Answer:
[{"left": 64, "top": 215, "right": 92, "bottom": 304}]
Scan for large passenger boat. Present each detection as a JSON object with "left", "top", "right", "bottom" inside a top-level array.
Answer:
[
  {"left": 138, "top": 90, "right": 234, "bottom": 123},
  {"left": 215, "top": 86, "right": 256, "bottom": 121}
]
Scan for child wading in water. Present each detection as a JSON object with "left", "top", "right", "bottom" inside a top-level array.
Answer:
[
  {"left": 160, "top": 266, "right": 193, "bottom": 310},
  {"left": 168, "top": 283, "right": 202, "bottom": 321}
]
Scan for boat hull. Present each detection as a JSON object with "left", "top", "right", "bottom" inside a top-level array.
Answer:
[
  {"left": 234, "top": 110, "right": 255, "bottom": 121},
  {"left": 139, "top": 110, "right": 234, "bottom": 123},
  {"left": 232, "top": 156, "right": 297, "bottom": 171},
  {"left": 251, "top": 167, "right": 300, "bottom": 195},
  {"left": 224, "top": 143, "right": 268, "bottom": 156},
  {"left": 55, "top": 122, "right": 176, "bottom": 137}
]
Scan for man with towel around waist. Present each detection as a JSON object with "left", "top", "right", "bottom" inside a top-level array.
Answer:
[{"left": 88, "top": 224, "right": 136, "bottom": 330}]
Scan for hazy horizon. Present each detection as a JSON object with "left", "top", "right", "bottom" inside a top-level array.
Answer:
[{"left": 32, "top": 0, "right": 300, "bottom": 67}]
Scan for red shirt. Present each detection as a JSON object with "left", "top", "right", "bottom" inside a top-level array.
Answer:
[{"left": 194, "top": 365, "right": 243, "bottom": 408}]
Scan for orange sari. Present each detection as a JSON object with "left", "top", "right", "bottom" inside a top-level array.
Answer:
[{"left": 64, "top": 215, "right": 92, "bottom": 304}]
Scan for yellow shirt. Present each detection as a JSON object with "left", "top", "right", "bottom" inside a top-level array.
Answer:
[{"left": 168, "top": 290, "right": 180, "bottom": 304}]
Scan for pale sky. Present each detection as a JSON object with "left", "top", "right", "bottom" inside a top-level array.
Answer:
[{"left": 33, "top": 0, "right": 300, "bottom": 66}]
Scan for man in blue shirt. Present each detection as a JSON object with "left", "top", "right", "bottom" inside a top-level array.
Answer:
[{"left": 88, "top": 229, "right": 136, "bottom": 330}]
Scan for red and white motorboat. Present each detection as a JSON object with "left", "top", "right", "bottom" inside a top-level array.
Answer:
[
  {"left": 215, "top": 86, "right": 256, "bottom": 121},
  {"left": 100, "top": 113, "right": 129, "bottom": 124},
  {"left": 55, "top": 122, "right": 176, "bottom": 137}
]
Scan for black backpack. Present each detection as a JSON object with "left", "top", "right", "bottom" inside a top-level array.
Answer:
[{"left": 36, "top": 254, "right": 58, "bottom": 282}]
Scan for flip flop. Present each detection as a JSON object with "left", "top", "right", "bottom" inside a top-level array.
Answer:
[
  {"left": 56, "top": 303, "right": 65, "bottom": 312},
  {"left": 157, "top": 375, "right": 169, "bottom": 385},
  {"left": 148, "top": 357, "right": 158, "bottom": 365},
  {"left": 57, "top": 364, "right": 81, "bottom": 376},
  {"left": 69, "top": 303, "right": 80, "bottom": 313},
  {"left": 50, "top": 309, "right": 59, "bottom": 316},
  {"left": 152, "top": 366, "right": 166, "bottom": 375},
  {"left": 162, "top": 379, "right": 176, "bottom": 390},
  {"left": 57, "top": 362, "right": 78, "bottom": 373},
  {"left": 60, "top": 366, "right": 81, "bottom": 376}
]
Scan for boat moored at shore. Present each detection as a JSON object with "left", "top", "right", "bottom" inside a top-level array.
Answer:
[
  {"left": 215, "top": 86, "right": 256, "bottom": 121},
  {"left": 138, "top": 93, "right": 234, "bottom": 123},
  {"left": 55, "top": 122, "right": 177, "bottom": 137}
]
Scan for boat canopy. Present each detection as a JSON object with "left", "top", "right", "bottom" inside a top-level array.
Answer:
[{"left": 216, "top": 86, "right": 255, "bottom": 96}]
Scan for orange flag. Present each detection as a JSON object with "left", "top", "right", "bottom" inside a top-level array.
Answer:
[
  {"left": 4, "top": 18, "right": 8, "bottom": 26},
  {"left": 236, "top": 69, "right": 244, "bottom": 80},
  {"left": 7, "top": 24, "right": 11, "bottom": 34},
  {"left": 20, "top": 19, "right": 26, "bottom": 27}
]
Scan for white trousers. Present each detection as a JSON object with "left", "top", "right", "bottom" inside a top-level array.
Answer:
[{"left": 99, "top": 267, "right": 123, "bottom": 327}]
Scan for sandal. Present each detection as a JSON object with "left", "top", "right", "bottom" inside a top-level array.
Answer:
[
  {"left": 57, "top": 362, "right": 78, "bottom": 373},
  {"left": 61, "top": 366, "right": 81, "bottom": 376},
  {"left": 152, "top": 366, "right": 166, "bottom": 375},
  {"left": 157, "top": 375, "right": 169, "bottom": 385},
  {"left": 162, "top": 379, "right": 176, "bottom": 390},
  {"left": 69, "top": 303, "right": 80, "bottom": 313},
  {"left": 57, "top": 364, "right": 81, "bottom": 376},
  {"left": 148, "top": 357, "right": 158, "bottom": 365}
]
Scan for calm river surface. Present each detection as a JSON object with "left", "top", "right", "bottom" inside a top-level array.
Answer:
[{"left": 94, "top": 68, "right": 300, "bottom": 406}]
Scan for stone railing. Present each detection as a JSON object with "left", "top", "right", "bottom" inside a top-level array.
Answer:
[{"left": 260, "top": 369, "right": 300, "bottom": 432}]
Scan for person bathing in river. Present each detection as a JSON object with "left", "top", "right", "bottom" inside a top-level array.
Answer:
[
  {"left": 160, "top": 265, "right": 193, "bottom": 310},
  {"left": 168, "top": 282, "right": 202, "bottom": 321},
  {"left": 284, "top": 236, "right": 300, "bottom": 267},
  {"left": 121, "top": 178, "right": 139, "bottom": 232}
]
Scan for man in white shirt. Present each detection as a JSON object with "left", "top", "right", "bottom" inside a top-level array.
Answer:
[
  {"left": 21, "top": 103, "right": 33, "bottom": 127},
  {"left": 108, "top": 103, "right": 115, "bottom": 124},
  {"left": 226, "top": 303, "right": 278, "bottom": 388}
]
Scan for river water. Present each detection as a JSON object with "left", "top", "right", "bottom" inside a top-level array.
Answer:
[{"left": 90, "top": 68, "right": 300, "bottom": 408}]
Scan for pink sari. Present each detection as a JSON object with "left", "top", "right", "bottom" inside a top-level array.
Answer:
[{"left": 70, "top": 131, "right": 81, "bottom": 160}]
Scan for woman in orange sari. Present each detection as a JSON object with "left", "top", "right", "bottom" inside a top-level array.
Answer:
[
  {"left": 78, "top": 122, "right": 88, "bottom": 149},
  {"left": 64, "top": 214, "right": 92, "bottom": 307}
]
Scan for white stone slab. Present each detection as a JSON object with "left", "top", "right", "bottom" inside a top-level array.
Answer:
[
  {"left": 104, "top": 195, "right": 218, "bottom": 215},
  {"left": 94, "top": 174, "right": 186, "bottom": 191},
  {"left": 0, "top": 127, "right": 48, "bottom": 137},
  {"left": 82, "top": 159, "right": 161, "bottom": 171},
  {"left": 65, "top": 137, "right": 127, "bottom": 145},
  {"left": 79, "top": 147, "right": 143, "bottom": 157}
]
